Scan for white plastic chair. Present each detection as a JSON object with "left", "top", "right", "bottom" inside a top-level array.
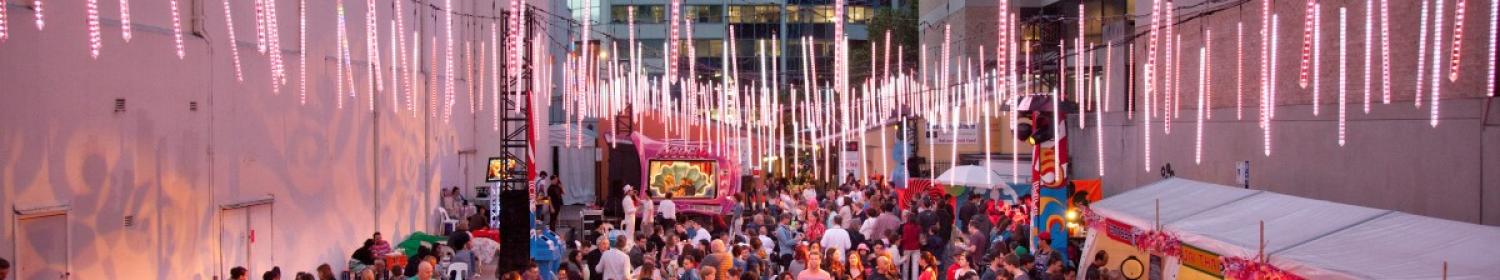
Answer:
[
  {"left": 436, "top": 207, "right": 458, "bottom": 234},
  {"left": 445, "top": 262, "right": 470, "bottom": 280}
]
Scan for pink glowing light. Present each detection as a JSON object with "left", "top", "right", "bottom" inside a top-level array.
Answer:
[
  {"left": 1237, "top": 22, "right": 1243, "bottom": 120},
  {"left": 33, "top": 0, "right": 42, "bottom": 30},
  {"left": 88, "top": 0, "right": 101, "bottom": 58},
  {"left": 336, "top": 0, "right": 348, "bottom": 109},
  {"left": 1340, "top": 8, "right": 1348, "bottom": 146},
  {"left": 1196, "top": 47, "right": 1206, "bottom": 164},
  {"left": 492, "top": 22, "right": 499, "bottom": 130},
  {"left": 1144, "top": 0, "right": 1159, "bottom": 171},
  {"left": 170, "top": 0, "right": 184, "bottom": 58},
  {"left": 119, "top": 0, "right": 130, "bottom": 41},
  {"left": 256, "top": 0, "right": 266, "bottom": 53},
  {"left": 1299, "top": 0, "right": 1317, "bottom": 88},
  {"left": 1449, "top": 0, "right": 1468, "bottom": 81},
  {"left": 444, "top": 0, "right": 455, "bottom": 123},
  {"left": 0, "top": 0, "right": 7, "bottom": 41},
  {"left": 1381, "top": 0, "right": 1391, "bottom": 103},
  {"left": 1364, "top": 0, "right": 1373, "bottom": 113},
  {"left": 1431, "top": 0, "right": 1445, "bottom": 127},
  {"left": 1415, "top": 0, "right": 1429, "bottom": 108},
  {"left": 300, "top": 0, "right": 306, "bottom": 104},
  {"left": 368, "top": 0, "right": 381, "bottom": 98},
  {"left": 1489, "top": 0, "right": 1497, "bottom": 97},
  {"left": 1314, "top": 3, "right": 1323, "bottom": 116},
  {"left": 1205, "top": 29, "right": 1212, "bottom": 120}
]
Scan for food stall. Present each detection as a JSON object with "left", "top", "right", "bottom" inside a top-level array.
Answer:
[{"left": 632, "top": 134, "right": 741, "bottom": 223}]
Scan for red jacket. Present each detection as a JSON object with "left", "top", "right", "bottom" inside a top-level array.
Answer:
[{"left": 900, "top": 222, "right": 922, "bottom": 250}]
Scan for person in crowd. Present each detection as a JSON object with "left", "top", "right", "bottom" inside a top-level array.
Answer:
[
  {"left": 370, "top": 232, "right": 394, "bottom": 256},
  {"left": 229, "top": 266, "right": 247, "bottom": 280},
  {"left": 702, "top": 240, "right": 733, "bottom": 280},
  {"left": 947, "top": 252, "right": 974, "bottom": 280},
  {"left": 1086, "top": 251, "right": 1110, "bottom": 280},
  {"left": 599, "top": 235, "right": 633, "bottom": 280},
  {"left": 916, "top": 253, "right": 937, "bottom": 280},
  {"left": 549, "top": 175, "right": 564, "bottom": 229},
  {"left": 795, "top": 245, "right": 831, "bottom": 280},
  {"left": 818, "top": 217, "right": 851, "bottom": 259},
  {"left": 640, "top": 189, "right": 657, "bottom": 234},
  {"left": 358, "top": 268, "right": 376, "bottom": 280},
  {"left": 294, "top": 272, "right": 314, "bottom": 280},
  {"left": 623, "top": 185, "right": 639, "bottom": 239},
  {"left": 658, "top": 192, "right": 678, "bottom": 231},
  {"left": 413, "top": 261, "right": 434, "bottom": 280},
  {"left": 688, "top": 220, "right": 713, "bottom": 245},
  {"left": 700, "top": 266, "right": 719, "bottom": 280},
  {"left": 316, "top": 264, "right": 335, "bottom": 280},
  {"left": 351, "top": 239, "right": 377, "bottom": 272},
  {"left": 443, "top": 187, "right": 464, "bottom": 218},
  {"left": 262, "top": 266, "right": 282, "bottom": 280},
  {"left": 404, "top": 246, "right": 432, "bottom": 278}
]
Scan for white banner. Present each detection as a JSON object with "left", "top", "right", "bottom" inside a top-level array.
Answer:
[{"left": 924, "top": 123, "right": 981, "bottom": 144}]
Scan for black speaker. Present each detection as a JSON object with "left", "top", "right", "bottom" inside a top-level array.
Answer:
[{"left": 496, "top": 189, "right": 532, "bottom": 274}]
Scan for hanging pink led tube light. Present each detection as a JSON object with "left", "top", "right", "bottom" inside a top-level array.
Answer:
[
  {"left": 87, "top": 0, "right": 101, "bottom": 58},
  {"left": 1299, "top": 0, "right": 1317, "bottom": 88},
  {"left": 170, "top": 0, "right": 185, "bottom": 58},
  {"left": 1449, "top": 0, "right": 1468, "bottom": 81}
]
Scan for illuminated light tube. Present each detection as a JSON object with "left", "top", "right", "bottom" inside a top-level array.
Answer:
[
  {"left": 33, "top": 0, "right": 42, "bottom": 30},
  {"left": 1314, "top": 3, "right": 1323, "bottom": 116},
  {"left": 1415, "top": 0, "right": 1429, "bottom": 108},
  {"left": 368, "top": 0, "right": 381, "bottom": 96},
  {"left": 88, "top": 0, "right": 101, "bottom": 58},
  {"left": 1, "top": 0, "right": 8, "bottom": 41},
  {"left": 255, "top": 0, "right": 265, "bottom": 53},
  {"left": 1431, "top": 0, "right": 1445, "bottom": 127},
  {"left": 336, "top": 1, "right": 348, "bottom": 109},
  {"left": 1196, "top": 47, "right": 1206, "bottom": 164},
  {"left": 1205, "top": 29, "right": 1212, "bottom": 120},
  {"left": 1449, "top": 0, "right": 1467, "bottom": 81},
  {"left": 1300, "top": 0, "right": 1317, "bottom": 88},
  {"left": 1489, "top": 0, "right": 1497, "bottom": 97},
  {"left": 170, "top": 0, "right": 184, "bottom": 58},
  {"left": 1381, "top": 0, "right": 1391, "bottom": 103},
  {"left": 120, "top": 0, "right": 130, "bottom": 41},
  {"left": 1364, "top": 0, "right": 1373, "bottom": 113},
  {"left": 1237, "top": 21, "right": 1244, "bottom": 120},
  {"left": 1340, "top": 8, "right": 1348, "bottom": 146},
  {"left": 444, "top": 0, "right": 455, "bottom": 123},
  {"left": 300, "top": 0, "right": 307, "bottom": 104},
  {"left": 1266, "top": 15, "right": 1278, "bottom": 157},
  {"left": 492, "top": 23, "right": 499, "bottom": 130}
]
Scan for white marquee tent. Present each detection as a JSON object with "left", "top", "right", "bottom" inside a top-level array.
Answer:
[{"left": 1083, "top": 178, "right": 1500, "bottom": 279}]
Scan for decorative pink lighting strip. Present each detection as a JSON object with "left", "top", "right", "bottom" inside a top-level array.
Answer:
[
  {"left": 1300, "top": 0, "right": 1317, "bottom": 88},
  {"left": 1415, "top": 0, "right": 1429, "bottom": 108},
  {"left": 170, "top": 0, "right": 184, "bottom": 58},
  {"left": 1449, "top": 0, "right": 1467, "bottom": 81},
  {"left": 120, "top": 0, "right": 130, "bottom": 41},
  {"left": 1340, "top": 7, "right": 1347, "bottom": 146},
  {"left": 1430, "top": 0, "right": 1445, "bottom": 127},
  {"left": 88, "top": 0, "right": 101, "bottom": 58},
  {"left": 1381, "top": 0, "right": 1391, "bottom": 103},
  {"left": 34, "top": 0, "right": 42, "bottom": 30},
  {"left": 1364, "top": 0, "right": 1373, "bottom": 113},
  {"left": 300, "top": 0, "right": 307, "bottom": 104},
  {"left": 1196, "top": 47, "right": 1206, "bottom": 163},
  {"left": 1489, "top": 0, "right": 1497, "bottom": 97}
]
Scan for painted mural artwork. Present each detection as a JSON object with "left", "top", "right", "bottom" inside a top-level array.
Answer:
[{"left": 647, "top": 160, "right": 717, "bottom": 199}]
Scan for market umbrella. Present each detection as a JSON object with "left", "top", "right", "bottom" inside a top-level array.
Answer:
[
  {"left": 937, "top": 165, "right": 1022, "bottom": 202},
  {"left": 936, "top": 165, "right": 1009, "bottom": 188}
]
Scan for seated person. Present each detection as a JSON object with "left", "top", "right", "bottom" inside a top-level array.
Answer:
[
  {"left": 370, "top": 232, "right": 393, "bottom": 256},
  {"left": 350, "top": 239, "right": 376, "bottom": 272}
]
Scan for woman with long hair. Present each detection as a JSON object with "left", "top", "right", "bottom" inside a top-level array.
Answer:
[
  {"left": 917, "top": 252, "right": 939, "bottom": 280},
  {"left": 822, "top": 248, "right": 845, "bottom": 279}
]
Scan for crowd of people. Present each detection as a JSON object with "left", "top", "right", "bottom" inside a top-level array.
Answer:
[{"left": 537, "top": 173, "right": 1095, "bottom": 280}]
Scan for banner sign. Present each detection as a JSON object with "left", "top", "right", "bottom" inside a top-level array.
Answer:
[
  {"left": 1181, "top": 245, "right": 1224, "bottom": 277},
  {"left": 925, "top": 123, "right": 980, "bottom": 144}
]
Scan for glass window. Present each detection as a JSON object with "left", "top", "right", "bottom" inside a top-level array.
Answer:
[
  {"left": 609, "top": 5, "right": 665, "bottom": 24},
  {"left": 687, "top": 5, "right": 723, "bottom": 23}
]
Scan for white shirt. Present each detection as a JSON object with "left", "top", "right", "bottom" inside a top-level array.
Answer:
[
  {"left": 658, "top": 199, "right": 678, "bottom": 220},
  {"left": 820, "top": 226, "right": 852, "bottom": 254},
  {"left": 859, "top": 217, "right": 878, "bottom": 238},
  {"left": 598, "top": 248, "right": 633, "bottom": 280},
  {"left": 691, "top": 227, "right": 712, "bottom": 244},
  {"left": 758, "top": 235, "right": 775, "bottom": 256},
  {"left": 623, "top": 196, "right": 638, "bottom": 216}
]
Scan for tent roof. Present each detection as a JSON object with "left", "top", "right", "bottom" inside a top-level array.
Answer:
[{"left": 1092, "top": 178, "right": 1500, "bottom": 280}]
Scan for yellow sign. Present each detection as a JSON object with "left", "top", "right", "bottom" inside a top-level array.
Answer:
[{"left": 1180, "top": 245, "right": 1223, "bottom": 277}]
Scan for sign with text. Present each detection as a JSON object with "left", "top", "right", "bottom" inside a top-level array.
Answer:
[{"left": 924, "top": 123, "right": 980, "bottom": 144}]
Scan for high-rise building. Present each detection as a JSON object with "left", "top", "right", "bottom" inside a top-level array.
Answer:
[{"left": 570, "top": 0, "right": 886, "bottom": 84}]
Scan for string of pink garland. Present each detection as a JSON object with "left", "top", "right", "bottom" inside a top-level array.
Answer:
[{"left": 1221, "top": 256, "right": 1304, "bottom": 280}]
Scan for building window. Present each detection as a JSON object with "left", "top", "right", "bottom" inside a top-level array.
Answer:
[
  {"left": 611, "top": 5, "right": 665, "bottom": 24},
  {"left": 729, "top": 5, "right": 780, "bottom": 23},
  {"left": 686, "top": 5, "right": 723, "bottom": 23}
]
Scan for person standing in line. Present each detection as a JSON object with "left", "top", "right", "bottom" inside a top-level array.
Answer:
[{"left": 597, "top": 236, "right": 633, "bottom": 280}]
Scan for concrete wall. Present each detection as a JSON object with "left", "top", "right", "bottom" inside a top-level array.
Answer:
[
  {"left": 0, "top": 0, "right": 564, "bottom": 278},
  {"left": 1067, "top": 0, "right": 1500, "bottom": 226}
]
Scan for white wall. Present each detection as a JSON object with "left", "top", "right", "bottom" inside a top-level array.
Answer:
[{"left": 0, "top": 0, "right": 564, "bottom": 278}]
